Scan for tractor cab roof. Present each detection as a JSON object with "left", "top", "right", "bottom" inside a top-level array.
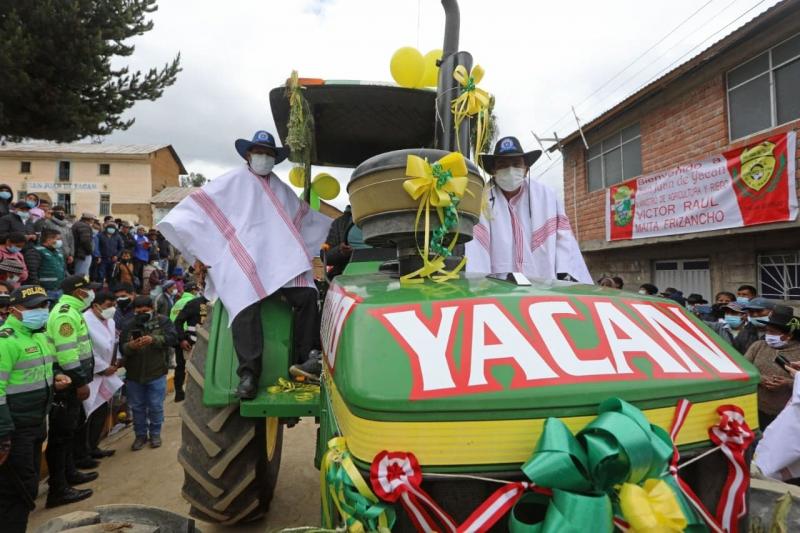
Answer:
[{"left": 269, "top": 80, "right": 436, "bottom": 168}]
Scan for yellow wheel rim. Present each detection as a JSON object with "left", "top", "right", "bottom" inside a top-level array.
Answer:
[{"left": 266, "top": 417, "right": 279, "bottom": 461}]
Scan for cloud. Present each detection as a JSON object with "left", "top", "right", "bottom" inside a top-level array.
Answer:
[{"left": 106, "top": 0, "right": 781, "bottom": 201}]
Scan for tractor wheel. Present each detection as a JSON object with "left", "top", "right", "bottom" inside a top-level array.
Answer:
[{"left": 178, "top": 310, "right": 284, "bottom": 525}]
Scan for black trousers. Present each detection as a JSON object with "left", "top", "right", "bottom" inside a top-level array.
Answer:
[
  {"left": 73, "top": 405, "right": 90, "bottom": 461},
  {"left": 46, "top": 392, "right": 81, "bottom": 493},
  {"left": 231, "top": 288, "right": 320, "bottom": 378},
  {"left": 87, "top": 402, "right": 110, "bottom": 452},
  {"left": 0, "top": 423, "right": 45, "bottom": 533},
  {"left": 174, "top": 347, "right": 186, "bottom": 395}
]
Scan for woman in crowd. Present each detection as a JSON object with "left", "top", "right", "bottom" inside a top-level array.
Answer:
[{"left": 744, "top": 305, "right": 800, "bottom": 431}]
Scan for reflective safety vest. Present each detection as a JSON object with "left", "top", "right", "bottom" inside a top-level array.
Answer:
[
  {"left": 0, "top": 315, "right": 54, "bottom": 437},
  {"left": 170, "top": 292, "right": 196, "bottom": 325},
  {"left": 46, "top": 294, "right": 92, "bottom": 388}
]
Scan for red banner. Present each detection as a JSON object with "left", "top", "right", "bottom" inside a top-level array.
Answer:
[{"left": 606, "top": 132, "right": 797, "bottom": 241}]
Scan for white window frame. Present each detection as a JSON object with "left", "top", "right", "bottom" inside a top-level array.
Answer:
[
  {"left": 726, "top": 31, "right": 800, "bottom": 141},
  {"left": 586, "top": 124, "right": 642, "bottom": 192},
  {"left": 758, "top": 251, "right": 800, "bottom": 301}
]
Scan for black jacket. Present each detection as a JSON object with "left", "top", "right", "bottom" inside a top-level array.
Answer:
[
  {"left": 71, "top": 220, "right": 93, "bottom": 259},
  {"left": 733, "top": 322, "right": 763, "bottom": 355},
  {"left": 323, "top": 211, "right": 354, "bottom": 279},
  {"left": 97, "top": 232, "right": 123, "bottom": 259},
  {"left": 120, "top": 313, "right": 178, "bottom": 383},
  {"left": 22, "top": 243, "right": 41, "bottom": 284},
  {"left": 175, "top": 296, "right": 209, "bottom": 345},
  {"left": 0, "top": 213, "right": 28, "bottom": 242}
]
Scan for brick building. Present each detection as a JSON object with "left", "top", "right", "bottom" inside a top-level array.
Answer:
[{"left": 560, "top": 0, "right": 800, "bottom": 302}]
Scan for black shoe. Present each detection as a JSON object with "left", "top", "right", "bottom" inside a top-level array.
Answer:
[
  {"left": 235, "top": 373, "right": 258, "bottom": 400},
  {"left": 46, "top": 486, "right": 93, "bottom": 508},
  {"left": 91, "top": 448, "right": 115, "bottom": 459},
  {"left": 131, "top": 436, "right": 148, "bottom": 451},
  {"left": 174, "top": 390, "right": 185, "bottom": 403},
  {"left": 74, "top": 457, "right": 100, "bottom": 470},
  {"left": 67, "top": 470, "right": 99, "bottom": 485},
  {"left": 150, "top": 435, "right": 162, "bottom": 448},
  {"left": 289, "top": 350, "right": 322, "bottom": 382}
]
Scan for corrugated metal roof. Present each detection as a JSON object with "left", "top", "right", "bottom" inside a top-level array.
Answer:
[
  {"left": 558, "top": 0, "right": 796, "bottom": 148},
  {"left": 0, "top": 142, "right": 188, "bottom": 174},
  {"left": 150, "top": 186, "right": 197, "bottom": 204}
]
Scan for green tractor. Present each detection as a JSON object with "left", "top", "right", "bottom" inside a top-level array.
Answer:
[{"left": 177, "top": 1, "right": 760, "bottom": 530}]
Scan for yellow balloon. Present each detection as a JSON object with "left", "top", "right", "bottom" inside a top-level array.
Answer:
[
  {"left": 420, "top": 49, "right": 442, "bottom": 87},
  {"left": 312, "top": 172, "right": 341, "bottom": 200},
  {"left": 289, "top": 166, "right": 305, "bottom": 188},
  {"left": 390, "top": 46, "right": 425, "bottom": 88}
]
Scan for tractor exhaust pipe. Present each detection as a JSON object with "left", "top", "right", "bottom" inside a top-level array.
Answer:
[{"left": 435, "top": 0, "right": 472, "bottom": 157}]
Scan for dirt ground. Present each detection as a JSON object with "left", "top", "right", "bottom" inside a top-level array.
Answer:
[{"left": 28, "top": 396, "right": 321, "bottom": 532}]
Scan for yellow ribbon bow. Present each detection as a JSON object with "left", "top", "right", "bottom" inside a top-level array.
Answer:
[
  {"left": 619, "top": 479, "right": 688, "bottom": 533},
  {"left": 401, "top": 152, "right": 470, "bottom": 284},
  {"left": 451, "top": 64, "right": 491, "bottom": 161}
]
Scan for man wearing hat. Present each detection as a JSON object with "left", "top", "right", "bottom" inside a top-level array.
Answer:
[
  {"left": 0, "top": 286, "right": 86, "bottom": 528},
  {"left": 158, "top": 130, "right": 331, "bottom": 399},
  {"left": 44, "top": 274, "right": 101, "bottom": 506},
  {"left": 744, "top": 304, "right": 800, "bottom": 430},
  {"left": 71, "top": 213, "right": 96, "bottom": 277},
  {"left": 465, "top": 136, "right": 591, "bottom": 283}
]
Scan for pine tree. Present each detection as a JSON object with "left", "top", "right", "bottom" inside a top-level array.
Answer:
[{"left": 0, "top": 0, "right": 181, "bottom": 142}]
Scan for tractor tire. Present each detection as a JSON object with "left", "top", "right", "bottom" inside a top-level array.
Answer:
[{"left": 178, "top": 310, "right": 284, "bottom": 525}]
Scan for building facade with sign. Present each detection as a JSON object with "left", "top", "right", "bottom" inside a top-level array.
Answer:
[
  {"left": 0, "top": 143, "right": 186, "bottom": 225},
  {"left": 559, "top": 0, "right": 800, "bottom": 303}
]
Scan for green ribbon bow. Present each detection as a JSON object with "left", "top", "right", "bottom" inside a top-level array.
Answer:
[{"left": 511, "top": 398, "right": 708, "bottom": 532}]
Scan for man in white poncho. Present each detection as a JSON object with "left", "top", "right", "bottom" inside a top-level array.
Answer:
[
  {"left": 465, "top": 136, "right": 592, "bottom": 284},
  {"left": 158, "top": 131, "right": 331, "bottom": 399}
]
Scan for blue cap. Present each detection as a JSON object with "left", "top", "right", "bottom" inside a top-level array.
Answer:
[{"left": 742, "top": 297, "right": 777, "bottom": 311}]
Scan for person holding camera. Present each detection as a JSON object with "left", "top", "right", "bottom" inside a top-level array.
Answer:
[
  {"left": 743, "top": 305, "right": 800, "bottom": 431},
  {"left": 119, "top": 295, "right": 177, "bottom": 451}
]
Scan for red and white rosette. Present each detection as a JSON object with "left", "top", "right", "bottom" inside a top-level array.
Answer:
[
  {"left": 708, "top": 404, "right": 755, "bottom": 533},
  {"left": 371, "top": 451, "right": 458, "bottom": 532}
]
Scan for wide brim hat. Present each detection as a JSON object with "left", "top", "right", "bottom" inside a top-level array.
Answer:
[
  {"left": 765, "top": 304, "right": 799, "bottom": 332},
  {"left": 479, "top": 136, "right": 542, "bottom": 174},
  {"left": 235, "top": 130, "right": 289, "bottom": 164}
]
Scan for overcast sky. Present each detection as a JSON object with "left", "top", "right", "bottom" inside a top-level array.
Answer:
[{"left": 105, "top": 0, "right": 781, "bottom": 208}]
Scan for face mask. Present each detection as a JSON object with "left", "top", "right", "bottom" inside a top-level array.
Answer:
[
  {"left": 117, "top": 296, "right": 131, "bottom": 309},
  {"left": 106, "top": 227, "right": 116, "bottom": 234},
  {"left": 494, "top": 167, "right": 527, "bottom": 192},
  {"left": 100, "top": 306, "right": 116, "bottom": 320},
  {"left": 638, "top": 290, "right": 647, "bottom": 295},
  {"left": 0, "top": 191, "right": 11, "bottom": 200},
  {"left": 81, "top": 289, "right": 95, "bottom": 310},
  {"left": 53, "top": 212, "right": 65, "bottom": 220},
  {"left": 765, "top": 334, "right": 788, "bottom": 349},
  {"left": 16, "top": 211, "right": 30, "bottom": 222},
  {"left": 54, "top": 239, "right": 63, "bottom": 249},
  {"left": 751, "top": 316, "right": 769, "bottom": 328},
  {"left": 25, "top": 200, "right": 36, "bottom": 209},
  {"left": 723, "top": 315, "right": 743, "bottom": 328},
  {"left": 249, "top": 153, "right": 275, "bottom": 176},
  {"left": 736, "top": 296, "right": 750, "bottom": 304},
  {"left": 137, "top": 311, "right": 153, "bottom": 321},
  {"left": 21, "top": 308, "right": 49, "bottom": 330},
  {"left": 7, "top": 245, "right": 20, "bottom": 253}
]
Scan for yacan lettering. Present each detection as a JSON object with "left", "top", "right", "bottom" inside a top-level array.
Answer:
[
  {"left": 320, "top": 285, "right": 360, "bottom": 371},
  {"left": 373, "top": 296, "right": 746, "bottom": 399}
]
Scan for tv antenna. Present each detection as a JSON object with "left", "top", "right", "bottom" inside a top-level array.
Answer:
[{"left": 532, "top": 106, "right": 590, "bottom": 159}]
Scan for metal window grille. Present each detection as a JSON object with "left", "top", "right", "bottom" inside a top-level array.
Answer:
[{"left": 758, "top": 252, "right": 800, "bottom": 301}]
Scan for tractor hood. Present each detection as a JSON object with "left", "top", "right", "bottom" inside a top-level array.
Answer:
[{"left": 323, "top": 272, "right": 758, "bottom": 421}]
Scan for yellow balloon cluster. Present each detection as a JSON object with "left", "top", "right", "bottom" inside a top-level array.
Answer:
[
  {"left": 288, "top": 167, "right": 341, "bottom": 201},
  {"left": 390, "top": 47, "right": 442, "bottom": 88}
]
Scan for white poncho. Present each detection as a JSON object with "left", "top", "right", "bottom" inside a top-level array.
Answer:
[
  {"left": 158, "top": 165, "right": 331, "bottom": 323},
  {"left": 465, "top": 180, "right": 592, "bottom": 283},
  {"left": 82, "top": 310, "right": 123, "bottom": 416}
]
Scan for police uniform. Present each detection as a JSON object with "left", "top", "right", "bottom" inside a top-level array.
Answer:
[
  {"left": 44, "top": 275, "right": 99, "bottom": 506},
  {"left": 170, "top": 283, "right": 203, "bottom": 401},
  {"left": 0, "top": 286, "right": 54, "bottom": 532}
]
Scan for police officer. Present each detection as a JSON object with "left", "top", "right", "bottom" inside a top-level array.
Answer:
[
  {"left": 0, "top": 285, "right": 69, "bottom": 531},
  {"left": 170, "top": 281, "right": 203, "bottom": 402},
  {"left": 45, "top": 274, "right": 100, "bottom": 508}
]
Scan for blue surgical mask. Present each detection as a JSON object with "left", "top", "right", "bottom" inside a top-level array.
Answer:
[
  {"left": 21, "top": 308, "right": 49, "bottom": 330},
  {"left": 723, "top": 315, "right": 743, "bottom": 329},
  {"left": 25, "top": 200, "right": 36, "bottom": 209},
  {"left": 736, "top": 296, "right": 750, "bottom": 304},
  {"left": 0, "top": 191, "right": 12, "bottom": 200},
  {"left": 16, "top": 211, "right": 30, "bottom": 222},
  {"left": 54, "top": 239, "right": 63, "bottom": 249},
  {"left": 751, "top": 316, "right": 769, "bottom": 328},
  {"left": 7, "top": 246, "right": 20, "bottom": 253},
  {"left": 765, "top": 334, "right": 788, "bottom": 349},
  {"left": 106, "top": 227, "right": 116, "bottom": 234}
]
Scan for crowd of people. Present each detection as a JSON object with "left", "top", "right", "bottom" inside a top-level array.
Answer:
[{"left": 0, "top": 189, "right": 209, "bottom": 532}]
